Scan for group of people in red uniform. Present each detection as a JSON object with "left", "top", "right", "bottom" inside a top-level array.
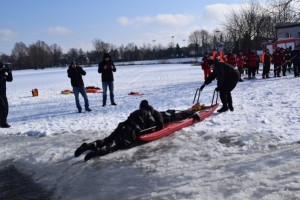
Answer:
[{"left": 201, "top": 46, "right": 300, "bottom": 81}]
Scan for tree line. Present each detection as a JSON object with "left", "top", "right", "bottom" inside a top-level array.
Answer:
[{"left": 1, "top": 0, "right": 299, "bottom": 70}]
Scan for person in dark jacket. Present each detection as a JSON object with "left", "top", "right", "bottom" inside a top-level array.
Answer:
[
  {"left": 67, "top": 61, "right": 91, "bottom": 113},
  {"left": 0, "top": 62, "right": 13, "bottom": 128},
  {"left": 284, "top": 47, "right": 292, "bottom": 74},
  {"left": 261, "top": 49, "right": 272, "bottom": 79},
  {"left": 291, "top": 45, "right": 300, "bottom": 77},
  {"left": 98, "top": 53, "right": 117, "bottom": 107},
  {"left": 199, "top": 60, "right": 239, "bottom": 113},
  {"left": 75, "top": 100, "right": 199, "bottom": 161}
]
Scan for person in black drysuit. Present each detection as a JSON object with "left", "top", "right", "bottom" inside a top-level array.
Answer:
[
  {"left": 0, "top": 62, "right": 13, "bottom": 128},
  {"left": 200, "top": 60, "right": 239, "bottom": 113},
  {"left": 75, "top": 100, "right": 199, "bottom": 161}
]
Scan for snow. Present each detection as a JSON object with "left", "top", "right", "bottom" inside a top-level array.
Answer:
[{"left": 1, "top": 63, "right": 300, "bottom": 199}]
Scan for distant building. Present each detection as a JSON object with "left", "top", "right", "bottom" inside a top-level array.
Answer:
[{"left": 275, "top": 22, "right": 300, "bottom": 39}]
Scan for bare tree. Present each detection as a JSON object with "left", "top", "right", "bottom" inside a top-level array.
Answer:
[
  {"left": 50, "top": 44, "right": 62, "bottom": 67},
  {"left": 67, "top": 48, "right": 79, "bottom": 61},
  {"left": 28, "top": 40, "right": 51, "bottom": 69},
  {"left": 93, "top": 39, "right": 110, "bottom": 62},
  {"left": 266, "top": 0, "right": 300, "bottom": 23},
  {"left": 11, "top": 42, "right": 28, "bottom": 69},
  {"left": 223, "top": 0, "right": 273, "bottom": 51}
]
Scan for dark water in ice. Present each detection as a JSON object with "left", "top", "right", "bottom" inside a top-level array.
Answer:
[
  {"left": 0, "top": 132, "right": 300, "bottom": 200},
  {"left": 0, "top": 160, "right": 52, "bottom": 200}
]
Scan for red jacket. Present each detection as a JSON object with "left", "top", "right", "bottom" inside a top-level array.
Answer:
[
  {"left": 201, "top": 57, "right": 210, "bottom": 70},
  {"left": 246, "top": 53, "right": 258, "bottom": 67},
  {"left": 236, "top": 55, "right": 245, "bottom": 68},
  {"left": 226, "top": 54, "right": 236, "bottom": 66},
  {"left": 272, "top": 51, "right": 285, "bottom": 65}
]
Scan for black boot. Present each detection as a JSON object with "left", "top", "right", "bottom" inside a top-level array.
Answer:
[
  {"left": 74, "top": 143, "right": 89, "bottom": 157},
  {"left": 84, "top": 146, "right": 111, "bottom": 161},
  {"left": 228, "top": 104, "right": 234, "bottom": 111},
  {"left": 217, "top": 106, "right": 228, "bottom": 113}
]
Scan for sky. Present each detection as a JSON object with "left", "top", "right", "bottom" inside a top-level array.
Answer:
[{"left": 0, "top": 0, "right": 250, "bottom": 55}]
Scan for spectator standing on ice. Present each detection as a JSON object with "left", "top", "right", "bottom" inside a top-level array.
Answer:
[
  {"left": 200, "top": 60, "right": 239, "bottom": 113},
  {"left": 261, "top": 49, "right": 272, "bottom": 79},
  {"left": 236, "top": 51, "right": 245, "bottom": 82},
  {"left": 291, "top": 45, "right": 300, "bottom": 77},
  {"left": 285, "top": 47, "right": 293, "bottom": 73},
  {"left": 272, "top": 47, "right": 285, "bottom": 77},
  {"left": 67, "top": 61, "right": 92, "bottom": 113},
  {"left": 0, "top": 62, "right": 13, "bottom": 128},
  {"left": 246, "top": 50, "right": 259, "bottom": 79},
  {"left": 225, "top": 51, "right": 236, "bottom": 67},
  {"left": 201, "top": 53, "right": 212, "bottom": 80},
  {"left": 98, "top": 53, "right": 117, "bottom": 107}
]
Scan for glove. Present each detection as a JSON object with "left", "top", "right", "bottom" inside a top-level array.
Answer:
[
  {"left": 1, "top": 68, "right": 9, "bottom": 72},
  {"left": 200, "top": 84, "right": 205, "bottom": 91},
  {"left": 215, "top": 87, "right": 220, "bottom": 91}
]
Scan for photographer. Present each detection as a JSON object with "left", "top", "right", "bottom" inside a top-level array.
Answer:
[{"left": 0, "top": 62, "right": 13, "bottom": 128}]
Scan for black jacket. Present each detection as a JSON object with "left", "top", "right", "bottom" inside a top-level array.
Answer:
[
  {"left": 291, "top": 50, "right": 300, "bottom": 65},
  {"left": 0, "top": 69, "right": 13, "bottom": 96},
  {"left": 98, "top": 61, "right": 116, "bottom": 82},
  {"left": 204, "top": 61, "right": 239, "bottom": 90},
  {"left": 67, "top": 66, "right": 86, "bottom": 87}
]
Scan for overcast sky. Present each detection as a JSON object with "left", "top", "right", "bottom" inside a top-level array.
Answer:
[{"left": 0, "top": 0, "right": 251, "bottom": 54}]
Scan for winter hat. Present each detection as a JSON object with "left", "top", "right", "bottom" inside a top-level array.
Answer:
[
  {"left": 140, "top": 100, "right": 150, "bottom": 109},
  {"left": 0, "top": 62, "right": 3, "bottom": 68},
  {"left": 103, "top": 53, "right": 110, "bottom": 58},
  {"left": 70, "top": 60, "right": 76, "bottom": 65},
  {"left": 207, "top": 59, "right": 215, "bottom": 66}
]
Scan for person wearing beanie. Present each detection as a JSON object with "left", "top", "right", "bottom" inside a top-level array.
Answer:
[
  {"left": 0, "top": 62, "right": 13, "bottom": 128},
  {"left": 199, "top": 60, "right": 239, "bottom": 113},
  {"left": 98, "top": 53, "right": 117, "bottom": 107},
  {"left": 67, "top": 61, "right": 92, "bottom": 113}
]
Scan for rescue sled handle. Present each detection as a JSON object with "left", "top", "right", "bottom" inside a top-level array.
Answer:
[
  {"left": 193, "top": 88, "right": 219, "bottom": 106},
  {"left": 193, "top": 88, "right": 201, "bottom": 104},
  {"left": 211, "top": 89, "right": 219, "bottom": 106}
]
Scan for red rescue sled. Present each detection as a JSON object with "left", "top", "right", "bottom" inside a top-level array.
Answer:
[
  {"left": 138, "top": 103, "right": 218, "bottom": 141},
  {"left": 128, "top": 92, "right": 144, "bottom": 95},
  {"left": 138, "top": 88, "right": 219, "bottom": 142}
]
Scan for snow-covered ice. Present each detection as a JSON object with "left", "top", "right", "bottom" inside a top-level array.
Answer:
[{"left": 1, "top": 63, "right": 300, "bottom": 199}]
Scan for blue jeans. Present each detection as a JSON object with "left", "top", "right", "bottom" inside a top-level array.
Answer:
[
  {"left": 102, "top": 81, "right": 114, "bottom": 104},
  {"left": 73, "top": 86, "right": 89, "bottom": 111}
]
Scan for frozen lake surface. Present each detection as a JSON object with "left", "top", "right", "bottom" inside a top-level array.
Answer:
[{"left": 1, "top": 63, "right": 300, "bottom": 199}]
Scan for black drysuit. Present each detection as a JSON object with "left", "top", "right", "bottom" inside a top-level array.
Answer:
[
  {"left": 0, "top": 68, "right": 13, "bottom": 126},
  {"left": 204, "top": 61, "right": 239, "bottom": 109}
]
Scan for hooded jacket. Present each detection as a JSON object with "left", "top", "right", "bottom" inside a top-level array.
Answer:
[
  {"left": 67, "top": 65, "right": 86, "bottom": 87},
  {"left": 98, "top": 54, "right": 116, "bottom": 82},
  {"left": 0, "top": 66, "right": 13, "bottom": 96}
]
